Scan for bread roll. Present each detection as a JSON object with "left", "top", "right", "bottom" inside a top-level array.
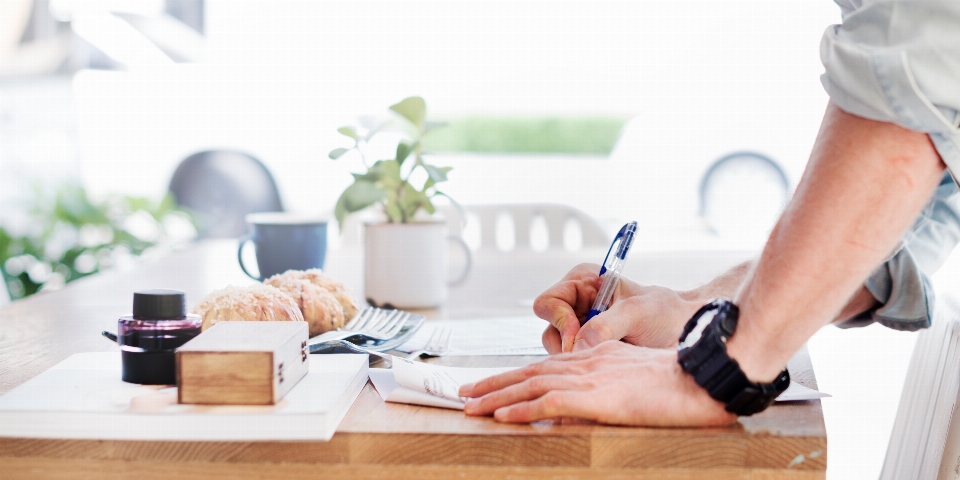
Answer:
[
  {"left": 267, "top": 269, "right": 359, "bottom": 321},
  {"left": 192, "top": 284, "right": 304, "bottom": 331},
  {"left": 264, "top": 274, "right": 346, "bottom": 336}
]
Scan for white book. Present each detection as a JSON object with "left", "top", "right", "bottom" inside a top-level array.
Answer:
[
  {"left": 881, "top": 297, "right": 960, "bottom": 480},
  {"left": 0, "top": 352, "right": 368, "bottom": 441}
]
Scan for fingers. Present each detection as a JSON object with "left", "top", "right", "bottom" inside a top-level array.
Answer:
[
  {"left": 493, "top": 390, "right": 599, "bottom": 423},
  {"left": 459, "top": 358, "right": 579, "bottom": 398},
  {"left": 571, "top": 302, "right": 638, "bottom": 352},
  {"left": 533, "top": 264, "right": 603, "bottom": 353},
  {"left": 463, "top": 374, "right": 579, "bottom": 416},
  {"left": 542, "top": 325, "right": 562, "bottom": 354},
  {"left": 535, "top": 297, "right": 581, "bottom": 353}
]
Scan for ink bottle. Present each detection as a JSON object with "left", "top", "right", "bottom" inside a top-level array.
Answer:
[{"left": 118, "top": 289, "right": 202, "bottom": 384}]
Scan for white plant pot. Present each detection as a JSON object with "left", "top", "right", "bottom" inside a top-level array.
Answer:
[{"left": 364, "top": 221, "right": 471, "bottom": 309}]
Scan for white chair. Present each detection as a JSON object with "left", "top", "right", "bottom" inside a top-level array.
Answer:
[
  {"left": 880, "top": 294, "right": 960, "bottom": 480},
  {"left": 439, "top": 203, "right": 610, "bottom": 254}
]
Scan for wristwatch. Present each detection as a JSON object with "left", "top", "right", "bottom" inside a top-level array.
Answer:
[{"left": 677, "top": 298, "right": 790, "bottom": 416}]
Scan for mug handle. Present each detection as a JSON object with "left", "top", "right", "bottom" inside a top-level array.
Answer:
[
  {"left": 237, "top": 234, "right": 261, "bottom": 281},
  {"left": 447, "top": 235, "right": 472, "bottom": 286}
]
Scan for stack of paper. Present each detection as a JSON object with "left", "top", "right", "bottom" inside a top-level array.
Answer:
[
  {"left": 881, "top": 298, "right": 960, "bottom": 480},
  {"left": 397, "top": 316, "right": 549, "bottom": 356},
  {"left": 0, "top": 352, "right": 368, "bottom": 441}
]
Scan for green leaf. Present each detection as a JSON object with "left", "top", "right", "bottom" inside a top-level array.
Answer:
[
  {"left": 368, "top": 160, "right": 402, "bottom": 184},
  {"left": 389, "top": 97, "right": 426, "bottom": 129},
  {"left": 395, "top": 142, "right": 417, "bottom": 166},
  {"left": 434, "top": 190, "right": 466, "bottom": 228},
  {"left": 337, "top": 126, "right": 358, "bottom": 140},
  {"left": 422, "top": 164, "right": 450, "bottom": 184},
  {"left": 384, "top": 198, "right": 404, "bottom": 223},
  {"left": 421, "top": 196, "right": 436, "bottom": 215},
  {"left": 329, "top": 148, "right": 349, "bottom": 160},
  {"left": 334, "top": 181, "right": 386, "bottom": 228}
]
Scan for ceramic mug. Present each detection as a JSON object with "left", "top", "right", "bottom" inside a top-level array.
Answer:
[
  {"left": 364, "top": 221, "right": 472, "bottom": 308},
  {"left": 238, "top": 213, "right": 328, "bottom": 281}
]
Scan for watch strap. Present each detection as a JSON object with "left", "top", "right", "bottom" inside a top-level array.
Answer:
[{"left": 678, "top": 299, "right": 790, "bottom": 416}]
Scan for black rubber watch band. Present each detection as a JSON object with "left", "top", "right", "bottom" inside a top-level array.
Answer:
[{"left": 677, "top": 299, "right": 790, "bottom": 416}]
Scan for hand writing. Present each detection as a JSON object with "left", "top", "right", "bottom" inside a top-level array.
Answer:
[{"left": 535, "top": 264, "right": 700, "bottom": 353}]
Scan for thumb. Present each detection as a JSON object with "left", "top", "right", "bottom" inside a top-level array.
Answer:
[{"left": 572, "top": 308, "right": 633, "bottom": 352}]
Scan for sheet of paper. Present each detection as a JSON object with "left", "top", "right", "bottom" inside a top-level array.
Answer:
[
  {"left": 777, "top": 381, "right": 831, "bottom": 402},
  {"left": 397, "top": 316, "right": 549, "bottom": 356},
  {"left": 369, "top": 357, "right": 513, "bottom": 410},
  {"left": 368, "top": 358, "right": 827, "bottom": 410}
]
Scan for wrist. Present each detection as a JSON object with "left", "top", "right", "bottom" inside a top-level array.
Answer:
[
  {"left": 724, "top": 312, "right": 793, "bottom": 383},
  {"left": 676, "top": 299, "right": 790, "bottom": 416}
]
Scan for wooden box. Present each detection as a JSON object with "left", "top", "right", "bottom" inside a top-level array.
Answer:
[{"left": 176, "top": 322, "right": 310, "bottom": 405}]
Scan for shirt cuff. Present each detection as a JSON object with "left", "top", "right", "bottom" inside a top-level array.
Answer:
[{"left": 837, "top": 246, "right": 935, "bottom": 331}]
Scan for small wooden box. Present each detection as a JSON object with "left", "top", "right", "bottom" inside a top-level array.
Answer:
[{"left": 176, "top": 322, "right": 310, "bottom": 405}]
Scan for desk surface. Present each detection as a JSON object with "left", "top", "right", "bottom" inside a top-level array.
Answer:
[{"left": 0, "top": 240, "right": 824, "bottom": 479}]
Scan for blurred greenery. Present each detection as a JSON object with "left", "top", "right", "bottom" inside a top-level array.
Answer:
[
  {"left": 0, "top": 184, "right": 197, "bottom": 301},
  {"left": 422, "top": 116, "right": 629, "bottom": 155}
]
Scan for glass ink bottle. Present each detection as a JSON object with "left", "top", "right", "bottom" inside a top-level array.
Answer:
[{"left": 118, "top": 289, "right": 201, "bottom": 384}]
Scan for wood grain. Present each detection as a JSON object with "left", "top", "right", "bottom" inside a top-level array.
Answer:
[
  {"left": 0, "top": 458, "right": 826, "bottom": 480},
  {"left": 0, "top": 240, "right": 826, "bottom": 479},
  {"left": 178, "top": 352, "right": 273, "bottom": 405}
]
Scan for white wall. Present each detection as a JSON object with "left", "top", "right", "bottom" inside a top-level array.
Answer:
[{"left": 76, "top": 0, "right": 839, "bottom": 240}]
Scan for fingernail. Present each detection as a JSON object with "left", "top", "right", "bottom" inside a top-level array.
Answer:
[
  {"left": 459, "top": 383, "right": 475, "bottom": 396},
  {"left": 493, "top": 407, "right": 509, "bottom": 422},
  {"left": 573, "top": 329, "right": 602, "bottom": 352},
  {"left": 463, "top": 399, "right": 480, "bottom": 413}
]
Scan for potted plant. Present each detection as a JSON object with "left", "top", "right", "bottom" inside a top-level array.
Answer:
[{"left": 329, "top": 97, "right": 470, "bottom": 308}]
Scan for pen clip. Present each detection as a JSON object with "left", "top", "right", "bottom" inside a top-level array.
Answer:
[{"left": 598, "top": 222, "right": 637, "bottom": 277}]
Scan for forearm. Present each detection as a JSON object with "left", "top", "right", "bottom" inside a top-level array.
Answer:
[
  {"left": 679, "top": 261, "right": 754, "bottom": 305},
  {"left": 681, "top": 260, "right": 876, "bottom": 325},
  {"left": 727, "top": 103, "right": 946, "bottom": 381}
]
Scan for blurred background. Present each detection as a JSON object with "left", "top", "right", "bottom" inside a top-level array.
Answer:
[{"left": 1, "top": 1, "right": 957, "bottom": 478}]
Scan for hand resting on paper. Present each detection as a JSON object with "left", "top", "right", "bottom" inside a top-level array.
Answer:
[{"left": 459, "top": 340, "right": 735, "bottom": 426}]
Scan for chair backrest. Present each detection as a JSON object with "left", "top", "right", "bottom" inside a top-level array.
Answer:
[
  {"left": 441, "top": 203, "right": 609, "bottom": 253},
  {"left": 168, "top": 150, "right": 283, "bottom": 238},
  {"left": 880, "top": 295, "right": 960, "bottom": 480}
]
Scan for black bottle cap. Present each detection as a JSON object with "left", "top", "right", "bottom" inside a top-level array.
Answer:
[{"left": 133, "top": 289, "right": 186, "bottom": 319}]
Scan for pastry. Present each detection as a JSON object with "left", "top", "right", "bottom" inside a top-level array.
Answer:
[
  {"left": 264, "top": 274, "right": 346, "bottom": 336},
  {"left": 191, "top": 284, "right": 304, "bottom": 331},
  {"left": 267, "top": 269, "right": 359, "bottom": 321}
]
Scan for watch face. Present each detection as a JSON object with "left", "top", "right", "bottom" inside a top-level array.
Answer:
[{"left": 677, "top": 308, "right": 717, "bottom": 350}]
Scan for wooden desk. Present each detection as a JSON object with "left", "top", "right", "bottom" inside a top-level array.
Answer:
[{"left": 0, "top": 241, "right": 824, "bottom": 479}]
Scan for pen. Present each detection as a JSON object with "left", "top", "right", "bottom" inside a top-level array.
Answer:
[{"left": 585, "top": 221, "right": 637, "bottom": 322}]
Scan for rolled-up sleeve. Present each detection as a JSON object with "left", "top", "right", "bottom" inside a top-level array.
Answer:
[
  {"left": 839, "top": 172, "right": 960, "bottom": 330},
  {"left": 820, "top": 0, "right": 960, "bottom": 180}
]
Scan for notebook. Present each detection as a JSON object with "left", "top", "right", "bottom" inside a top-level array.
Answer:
[
  {"left": 0, "top": 352, "right": 368, "bottom": 441},
  {"left": 881, "top": 297, "right": 960, "bottom": 480}
]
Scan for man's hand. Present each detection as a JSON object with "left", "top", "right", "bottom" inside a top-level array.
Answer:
[
  {"left": 535, "top": 264, "right": 714, "bottom": 353},
  {"left": 459, "top": 341, "right": 736, "bottom": 427}
]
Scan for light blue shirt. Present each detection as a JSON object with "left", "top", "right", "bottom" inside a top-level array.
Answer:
[{"left": 821, "top": 0, "right": 960, "bottom": 330}]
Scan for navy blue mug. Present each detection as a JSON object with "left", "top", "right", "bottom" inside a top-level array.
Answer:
[{"left": 237, "top": 213, "right": 328, "bottom": 281}]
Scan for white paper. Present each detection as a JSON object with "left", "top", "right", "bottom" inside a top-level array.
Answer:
[
  {"left": 369, "top": 358, "right": 513, "bottom": 410},
  {"left": 777, "top": 381, "right": 831, "bottom": 402},
  {"left": 397, "top": 316, "right": 549, "bottom": 356},
  {"left": 368, "top": 358, "right": 827, "bottom": 410}
]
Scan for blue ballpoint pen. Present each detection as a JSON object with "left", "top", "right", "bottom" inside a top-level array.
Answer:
[{"left": 585, "top": 221, "right": 637, "bottom": 322}]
